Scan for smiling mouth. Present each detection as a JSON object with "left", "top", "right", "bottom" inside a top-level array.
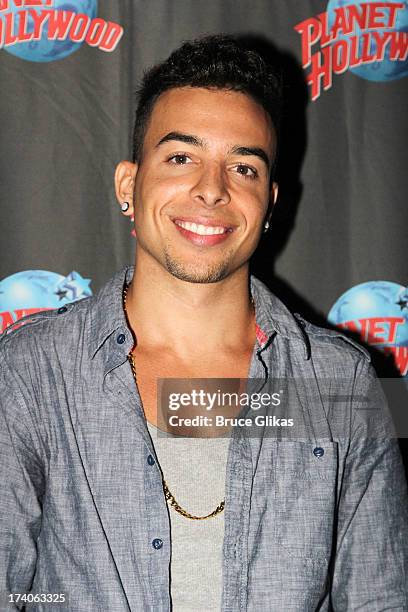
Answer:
[{"left": 173, "top": 219, "right": 233, "bottom": 236}]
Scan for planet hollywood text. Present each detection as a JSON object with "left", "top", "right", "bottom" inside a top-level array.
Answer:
[
  {"left": 295, "top": 2, "right": 407, "bottom": 100},
  {"left": 0, "top": 0, "right": 123, "bottom": 52},
  {"left": 339, "top": 316, "right": 408, "bottom": 376}
]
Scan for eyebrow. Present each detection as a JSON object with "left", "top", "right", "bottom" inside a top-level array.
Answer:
[
  {"left": 156, "top": 131, "right": 205, "bottom": 148},
  {"left": 156, "top": 131, "right": 271, "bottom": 169}
]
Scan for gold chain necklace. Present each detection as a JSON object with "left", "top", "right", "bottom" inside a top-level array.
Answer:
[{"left": 122, "top": 284, "right": 225, "bottom": 520}]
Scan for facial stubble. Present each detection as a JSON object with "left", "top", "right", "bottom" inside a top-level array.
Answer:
[{"left": 163, "top": 239, "right": 237, "bottom": 284}]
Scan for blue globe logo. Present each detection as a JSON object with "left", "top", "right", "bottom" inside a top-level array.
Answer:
[
  {"left": 0, "top": 269, "right": 92, "bottom": 332},
  {"left": 328, "top": 281, "right": 408, "bottom": 377},
  {"left": 327, "top": 0, "right": 408, "bottom": 81},
  {"left": 2, "top": 0, "right": 97, "bottom": 62}
]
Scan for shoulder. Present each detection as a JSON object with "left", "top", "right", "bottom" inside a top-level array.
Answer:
[
  {"left": 0, "top": 295, "right": 92, "bottom": 365},
  {"left": 251, "top": 276, "right": 369, "bottom": 365},
  {"left": 251, "top": 275, "right": 370, "bottom": 368},
  {"left": 293, "top": 312, "right": 371, "bottom": 364}
]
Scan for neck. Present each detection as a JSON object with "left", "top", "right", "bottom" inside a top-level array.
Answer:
[{"left": 124, "top": 252, "right": 255, "bottom": 357}]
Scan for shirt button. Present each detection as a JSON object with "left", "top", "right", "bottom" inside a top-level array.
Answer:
[
  {"left": 57, "top": 306, "right": 67, "bottom": 314},
  {"left": 152, "top": 538, "right": 163, "bottom": 550},
  {"left": 147, "top": 454, "right": 155, "bottom": 466},
  {"left": 313, "top": 447, "right": 324, "bottom": 458},
  {"left": 116, "top": 333, "right": 126, "bottom": 345}
]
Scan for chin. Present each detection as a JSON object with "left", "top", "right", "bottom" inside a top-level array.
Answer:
[{"left": 164, "top": 254, "right": 232, "bottom": 284}]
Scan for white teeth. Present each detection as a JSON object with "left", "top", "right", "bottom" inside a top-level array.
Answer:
[{"left": 174, "top": 220, "right": 229, "bottom": 236}]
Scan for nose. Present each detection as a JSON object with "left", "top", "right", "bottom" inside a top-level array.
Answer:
[{"left": 191, "top": 162, "right": 231, "bottom": 208}]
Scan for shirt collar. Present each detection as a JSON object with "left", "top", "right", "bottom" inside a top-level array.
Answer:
[
  {"left": 250, "top": 276, "right": 309, "bottom": 357},
  {"left": 88, "top": 266, "right": 309, "bottom": 360},
  {"left": 89, "top": 265, "right": 134, "bottom": 360}
]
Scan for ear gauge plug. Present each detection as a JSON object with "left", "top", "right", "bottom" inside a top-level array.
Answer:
[{"left": 121, "top": 202, "right": 130, "bottom": 212}]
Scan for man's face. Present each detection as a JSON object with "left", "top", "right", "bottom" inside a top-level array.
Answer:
[{"left": 122, "top": 86, "right": 278, "bottom": 284}]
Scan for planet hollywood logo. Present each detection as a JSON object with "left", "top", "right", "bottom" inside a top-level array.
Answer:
[
  {"left": 0, "top": 0, "right": 124, "bottom": 63},
  {"left": 294, "top": 0, "right": 408, "bottom": 100},
  {"left": 0, "top": 269, "right": 92, "bottom": 333},
  {"left": 328, "top": 281, "right": 408, "bottom": 377}
]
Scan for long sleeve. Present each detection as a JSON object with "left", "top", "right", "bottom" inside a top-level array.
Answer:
[
  {"left": 330, "top": 357, "right": 408, "bottom": 610},
  {"left": 0, "top": 362, "right": 45, "bottom": 610}
]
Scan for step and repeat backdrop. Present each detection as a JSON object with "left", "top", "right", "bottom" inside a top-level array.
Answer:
[{"left": 0, "top": 1, "right": 406, "bottom": 386}]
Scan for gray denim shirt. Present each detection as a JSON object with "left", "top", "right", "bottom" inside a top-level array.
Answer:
[{"left": 1, "top": 266, "right": 407, "bottom": 611}]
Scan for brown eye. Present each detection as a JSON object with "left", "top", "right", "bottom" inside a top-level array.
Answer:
[
  {"left": 235, "top": 164, "right": 257, "bottom": 178},
  {"left": 168, "top": 154, "right": 191, "bottom": 165}
]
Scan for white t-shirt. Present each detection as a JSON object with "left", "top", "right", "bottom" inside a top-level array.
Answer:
[{"left": 147, "top": 422, "right": 230, "bottom": 611}]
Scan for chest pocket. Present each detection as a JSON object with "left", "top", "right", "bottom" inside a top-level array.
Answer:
[{"left": 274, "top": 440, "right": 338, "bottom": 566}]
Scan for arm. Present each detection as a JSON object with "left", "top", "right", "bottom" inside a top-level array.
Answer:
[
  {"left": 0, "top": 361, "right": 45, "bottom": 610},
  {"left": 330, "top": 357, "right": 408, "bottom": 610}
]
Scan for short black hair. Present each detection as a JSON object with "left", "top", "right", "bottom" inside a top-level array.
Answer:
[{"left": 132, "top": 34, "right": 283, "bottom": 165}]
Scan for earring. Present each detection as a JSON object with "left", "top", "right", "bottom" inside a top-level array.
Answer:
[
  {"left": 263, "top": 221, "right": 270, "bottom": 233},
  {"left": 121, "top": 202, "right": 130, "bottom": 212}
]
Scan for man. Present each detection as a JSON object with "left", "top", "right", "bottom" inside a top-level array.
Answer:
[{"left": 1, "top": 35, "right": 407, "bottom": 612}]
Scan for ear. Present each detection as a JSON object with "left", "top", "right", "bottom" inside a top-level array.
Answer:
[
  {"left": 114, "top": 161, "right": 138, "bottom": 216},
  {"left": 266, "top": 181, "right": 278, "bottom": 225},
  {"left": 271, "top": 181, "right": 278, "bottom": 206}
]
